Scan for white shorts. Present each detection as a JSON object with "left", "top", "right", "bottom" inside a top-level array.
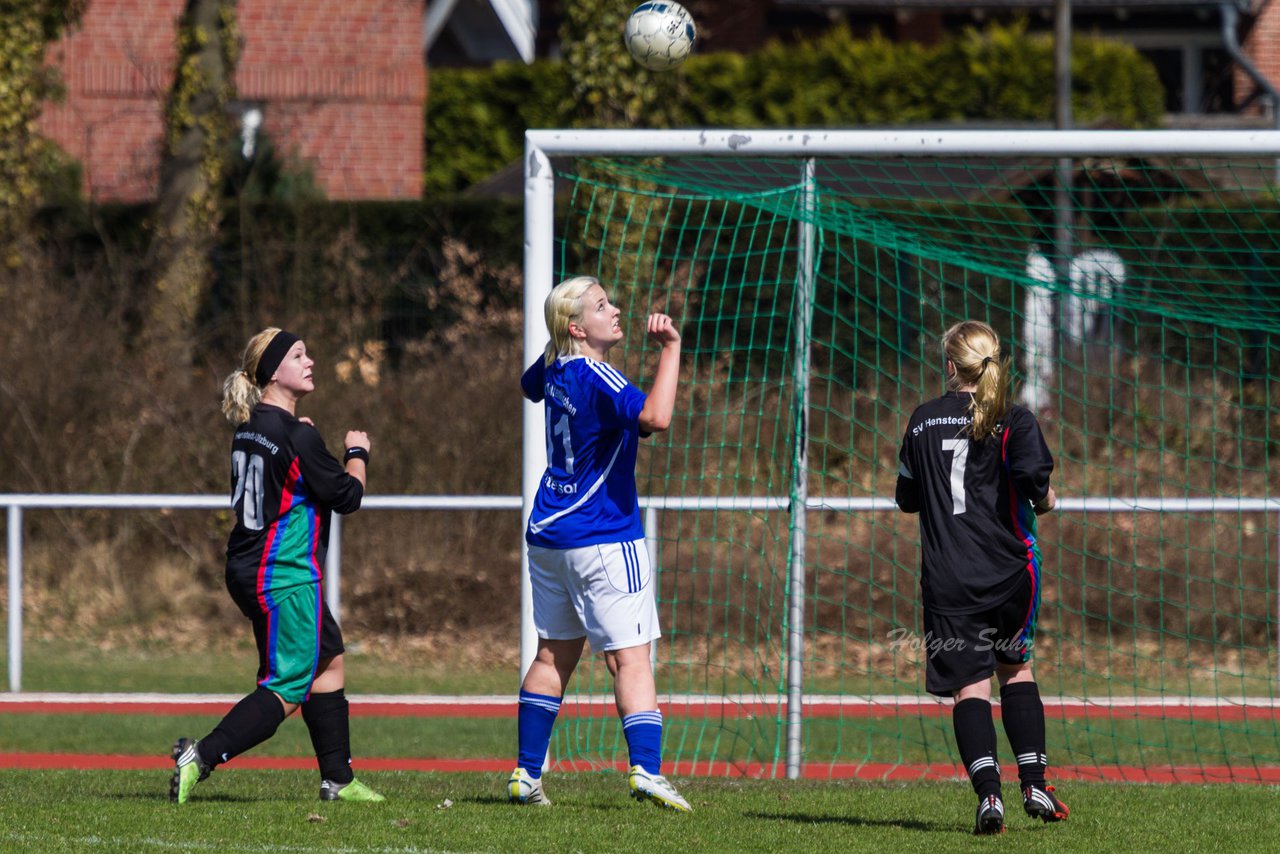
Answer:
[{"left": 528, "top": 539, "right": 660, "bottom": 652}]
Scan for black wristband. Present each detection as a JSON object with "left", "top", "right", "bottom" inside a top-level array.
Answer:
[{"left": 343, "top": 447, "right": 370, "bottom": 465}]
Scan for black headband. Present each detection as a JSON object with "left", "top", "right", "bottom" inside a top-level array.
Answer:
[{"left": 254, "top": 330, "right": 301, "bottom": 387}]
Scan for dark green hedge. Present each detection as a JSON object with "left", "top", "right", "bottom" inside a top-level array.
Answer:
[{"left": 425, "top": 21, "right": 1164, "bottom": 195}]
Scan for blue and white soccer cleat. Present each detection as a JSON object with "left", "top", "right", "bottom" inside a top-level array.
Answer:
[
  {"left": 627, "top": 765, "right": 692, "bottom": 812},
  {"left": 973, "top": 793, "right": 1005, "bottom": 834},
  {"left": 507, "top": 767, "right": 552, "bottom": 806}
]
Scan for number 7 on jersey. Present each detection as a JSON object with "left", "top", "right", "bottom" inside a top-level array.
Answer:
[{"left": 941, "top": 438, "right": 969, "bottom": 515}]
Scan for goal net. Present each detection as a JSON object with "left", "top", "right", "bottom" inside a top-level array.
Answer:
[{"left": 521, "top": 130, "right": 1280, "bottom": 782}]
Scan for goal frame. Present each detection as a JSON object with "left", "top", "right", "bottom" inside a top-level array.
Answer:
[{"left": 521, "top": 129, "right": 1280, "bottom": 779}]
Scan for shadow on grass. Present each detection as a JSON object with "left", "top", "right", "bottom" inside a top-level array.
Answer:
[
  {"left": 744, "top": 809, "right": 950, "bottom": 832},
  {"left": 461, "top": 793, "right": 636, "bottom": 812},
  {"left": 104, "top": 792, "right": 280, "bottom": 804}
]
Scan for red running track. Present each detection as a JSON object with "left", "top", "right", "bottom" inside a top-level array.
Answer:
[{"left": 5, "top": 694, "right": 1279, "bottom": 783}]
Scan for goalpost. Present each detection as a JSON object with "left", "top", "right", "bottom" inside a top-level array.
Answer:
[{"left": 522, "top": 129, "right": 1280, "bottom": 782}]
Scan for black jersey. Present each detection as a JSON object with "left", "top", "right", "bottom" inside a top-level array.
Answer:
[
  {"left": 895, "top": 392, "right": 1053, "bottom": 615},
  {"left": 225, "top": 403, "right": 363, "bottom": 580}
]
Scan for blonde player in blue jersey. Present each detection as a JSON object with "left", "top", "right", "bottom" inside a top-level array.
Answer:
[{"left": 508, "top": 275, "right": 690, "bottom": 811}]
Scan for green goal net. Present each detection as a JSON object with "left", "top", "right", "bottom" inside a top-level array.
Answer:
[{"left": 523, "top": 131, "right": 1280, "bottom": 783}]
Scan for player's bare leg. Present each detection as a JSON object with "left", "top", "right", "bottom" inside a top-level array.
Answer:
[
  {"left": 607, "top": 643, "right": 690, "bottom": 812},
  {"left": 510, "top": 637, "right": 585, "bottom": 806}
]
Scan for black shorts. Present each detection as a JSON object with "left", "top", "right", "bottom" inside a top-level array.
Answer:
[{"left": 922, "top": 572, "right": 1039, "bottom": 697}]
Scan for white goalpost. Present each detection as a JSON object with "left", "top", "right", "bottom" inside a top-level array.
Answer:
[{"left": 521, "top": 129, "right": 1280, "bottom": 780}]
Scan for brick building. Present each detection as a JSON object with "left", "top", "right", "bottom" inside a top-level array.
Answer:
[
  {"left": 38, "top": 0, "right": 1280, "bottom": 202},
  {"left": 40, "top": 0, "right": 425, "bottom": 202}
]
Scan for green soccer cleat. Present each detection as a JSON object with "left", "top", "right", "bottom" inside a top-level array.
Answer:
[
  {"left": 169, "top": 738, "right": 210, "bottom": 804},
  {"left": 319, "top": 777, "right": 386, "bottom": 802},
  {"left": 627, "top": 765, "right": 692, "bottom": 812},
  {"left": 507, "top": 767, "right": 552, "bottom": 806}
]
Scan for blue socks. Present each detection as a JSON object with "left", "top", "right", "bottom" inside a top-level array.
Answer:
[
  {"left": 622, "top": 709, "right": 663, "bottom": 775},
  {"left": 518, "top": 693, "right": 664, "bottom": 778},
  {"left": 517, "top": 690, "right": 562, "bottom": 779}
]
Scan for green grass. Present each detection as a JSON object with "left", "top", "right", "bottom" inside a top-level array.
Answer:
[
  {"left": 6, "top": 639, "right": 1278, "bottom": 779},
  {"left": 8, "top": 637, "right": 1278, "bottom": 699},
  {"left": 8, "top": 710, "right": 1280, "bottom": 771},
  {"left": 2, "top": 639, "right": 518, "bottom": 694},
  {"left": 1, "top": 770, "right": 1277, "bottom": 853},
  {"left": 5, "top": 642, "right": 1280, "bottom": 850}
]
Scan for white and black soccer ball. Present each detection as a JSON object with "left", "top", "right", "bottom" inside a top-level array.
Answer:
[{"left": 623, "top": 2, "right": 696, "bottom": 71}]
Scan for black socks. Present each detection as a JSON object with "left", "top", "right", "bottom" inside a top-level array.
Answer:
[
  {"left": 302, "top": 689, "right": 354, "bottom": 784},
  {"left": 953, "top": 697, "right": 1001, "bottom": 799},
  {"left": 198, "top": 687, "right": 287, "bottom": 768},
  {"left": 1000, "top": 681, "right": 1048, "bottom": 789}
]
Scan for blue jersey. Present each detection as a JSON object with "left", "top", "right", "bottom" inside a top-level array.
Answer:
[{"left": 522, "top": 355, "right": 647, "bottom": 549}]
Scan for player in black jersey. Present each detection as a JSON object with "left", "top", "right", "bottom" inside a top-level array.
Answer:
[
  {"left": 170, "top": 328, "right": 384, "bottom": 805},
  {"left": 896, "top": 320, "right": 1068, "bottom": 834}
]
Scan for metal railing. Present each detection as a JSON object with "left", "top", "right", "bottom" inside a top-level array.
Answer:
[{"left": 1, "top": 494, "right": 520, "bottom": 693}]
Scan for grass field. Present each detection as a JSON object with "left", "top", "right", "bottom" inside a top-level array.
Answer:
[
  {"left": 4, "top": 641, "right": 1280, "bottom": 850},
  {"left": 2, "top": 769, "right": 1278, "bottom": 853},
  {"left": 1, "top": 640, "right": 518, "bottom": 695},
  {"left": 7, "top": 708, "right": 1280, "bottom": 774},
  {"left": 8, "top": 637, "right": 1279, "bottom": 698}
]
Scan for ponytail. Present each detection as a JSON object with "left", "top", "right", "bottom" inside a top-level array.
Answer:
[
  {"left": 970, "top": 354, "right": 1011, "bottom": 440},
  {"left": 221, "top": 327, "right": 280, "bottom": 425},
  {"left": 220, "top": 369, "right": 260, "bottom": 426},
  {"left": 942, "top": 320, "right": 1009, "bottom": 440}
]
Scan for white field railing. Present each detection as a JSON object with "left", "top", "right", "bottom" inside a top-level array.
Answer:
[
  {"left": 1, "top": 493, "right": 514, "bottom": 694},
  {"left": 4, "top": 494, "right": 1277, "bottom": 698}
]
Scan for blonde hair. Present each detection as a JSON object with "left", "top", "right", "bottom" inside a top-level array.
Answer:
[
  {"left": 543, "top": 275, "right": 600, "bottom": 365},
  {"left": 221, "top": 327, "right": 281, "bottom": 425},
  {"left": 942, "top": 319, "right": 1010, "bottom": 440}
]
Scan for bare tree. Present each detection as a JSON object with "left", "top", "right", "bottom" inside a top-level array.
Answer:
[{"left": 147, "top": 0, "right": 239, "bottom": 371}]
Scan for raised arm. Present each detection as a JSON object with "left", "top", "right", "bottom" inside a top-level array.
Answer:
[{"left": 637, "top": 313, "right": 681, "bottom": 433}]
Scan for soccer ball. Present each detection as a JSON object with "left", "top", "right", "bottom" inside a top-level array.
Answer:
[{"left": 623, "top": 2, "right": 696, "bottom": 71}]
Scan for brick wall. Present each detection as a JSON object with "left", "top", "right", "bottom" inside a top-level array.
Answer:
[
  {"left": 39, "top": 0, "right": 425, "bottom": 202},
  {"left": 1242, "top": 3, "right": 1280, "bottom": 114}
]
